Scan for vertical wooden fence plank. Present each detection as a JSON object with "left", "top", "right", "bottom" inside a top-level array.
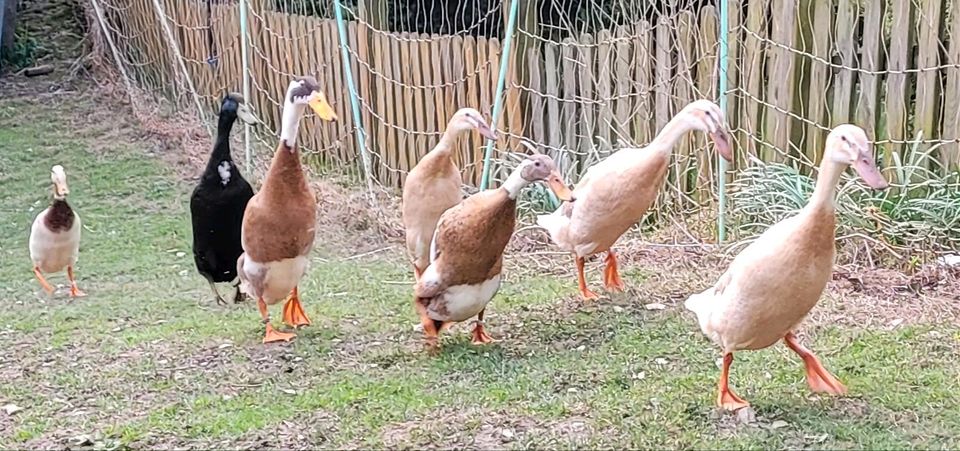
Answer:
[
  {"left": 697, "top": 5, "right": 719, "bottom": 199},
  {"left": 528, "top": 47, "right": 545, "bottom": 150},
  {"left": 740, "top": 0, "right": 768, "bottom": 162},
  {"left": 633, "top": 21, "right": 652, "bottom": 145},
  {"left": 764, "top": 0, "right": 797, "bottom": 163},
  {"left": 595, "top": 29, "right": 613, "bottom": 153},
  {"left": 913, "top": 0, "right": 942, "bottom": 156},
  {"left": 856, "top": 0, "right": 885, "bottom": 145},
  {"left": 943, "top": 0, "right": 960, "bottom": 169},
  {"left": 561, "top": 40, "right": 578, "bottom": 170},
  {"left": 544, "top": 42, "right": 562, "bottom": 154},
  {"left": 614, "top": 26, "right": 632, "bottom": 146},
  {"left": 803, "top": 0, "right": 833, "bottom": 163},
  {"left": 885, "top": 0, "right": 914, "bottom": 163}
]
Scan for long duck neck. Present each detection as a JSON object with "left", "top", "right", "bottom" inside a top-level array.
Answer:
[
  {"left": 500, "top": 167, "right": 530, "bottom": 200},
  {"left": 263, "top": 102, "right": 308, "bottom": 194},
  {"left": 279, "top": 101, "right": 306, "bottom": 148},
  {"left": 649, "top": 114, "right": 696, "bottom": 156},
  {"left": 807, "top": 157, "right": 848, "bottom": 213},
  {"left": 432, "top": 123, "right": 467, "bottom": 158},
  {"left": 211, "top": 111, "right": 238, "bottom": 161}
]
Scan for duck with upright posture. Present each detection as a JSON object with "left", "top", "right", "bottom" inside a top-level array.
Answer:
[
  {"left": 237, "top": 76, "right": 337, "bottom": 343},
  {"left": 538, "top": 100, "right": 732, "bottom": 300},
  {"left": 402, "top": 108, "right": 497, "bottom": 280},
  {"left": 191, "top": 93, "right": 256, "bottom": 305},
  {"left": 29, "top": 165, "right": 85, "bottom": 298},
  {"left": 415, "top": 149, "right": 574, "bottom": 350},
  {"left": 685, "top": 124, "right": 889, "bottom": 410}
]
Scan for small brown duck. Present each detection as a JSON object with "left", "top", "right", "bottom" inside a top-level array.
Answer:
[
  {"left": 29, "top": 165, "right": 85, "bottom": 298},
  {"left": 402, "top": 108, "right": 497, "bottom": 281},
  {"left": 414, "top": 148, "right": 574, "bottom": 350}
]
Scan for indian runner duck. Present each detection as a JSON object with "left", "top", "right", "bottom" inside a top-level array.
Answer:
[
  {"left": 537, "top": 99, "right": 732, "bottom": 300},
  {"left": 415, "top": 148, "right": 573, "bottom": 350},
  {"left": 190, "top": 93, "right": 256, "bottom": 305},
  {"left": 684, "top": 124, "right": 889, "bottom": 410},
  {"left": 402, "top": 107, "right": 497, "bottom": 281},
  {"left": 29, "top": 165, "right": 85, "bottom": 298},
  {"left": 237, "top": 76, "right": 337, "bottom": 343}
]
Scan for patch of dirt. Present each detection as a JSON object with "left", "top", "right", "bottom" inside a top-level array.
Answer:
[{"left": 379, "top": 407, "right": 610, "bottom": 448}]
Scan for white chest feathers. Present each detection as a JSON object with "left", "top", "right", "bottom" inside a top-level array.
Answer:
[
  {"left": 427, "top": 275, "right": 502, "bottom": 322},
  {"left": 218, "top": 161, "right": 232, "bottom": 186}
]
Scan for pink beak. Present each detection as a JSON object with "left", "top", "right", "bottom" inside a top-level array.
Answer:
[
  {"left": 478, "top": 122, "right": 498, "bottom": 141},
  {"left": 852, "top": 155, "right": 889, "bottom": 190},
  {"left": 710, "top": 130, "right": 733, "bottom": 162}
]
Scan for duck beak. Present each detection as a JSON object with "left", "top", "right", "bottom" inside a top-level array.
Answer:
[
  {"left": 710, "top": 129, "right": 733, "bottom": 162},
  {"left": 236, "top": 104, "right": 257, "bottom": 125},
  {"left": 852, "top": 151, "right": 890, "bottom": 190},
  {"left": 546, "top": 171, "right": 575, "bottom": 202},
  {"left": 308, "top": 92, "right": 337, "bottom": 121},
  {"left": 478, "top": 121, "right": 498, "bottom": 141},
  {"left": 54, "top": 181, "right": 69, "bottom": 197}
]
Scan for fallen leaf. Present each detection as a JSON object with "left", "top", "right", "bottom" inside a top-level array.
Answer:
[
  {"left": 281, "top": 389, "right": 297, "bottom": 395},
  {"left": 770, "top": 420, "right": 789, "bottom": 429},
  {"left": 644, "top": 303, "right": 666, "bottom": 310},
  {"left": 2, "top": 404, "right": 23, "bottom": 415}
]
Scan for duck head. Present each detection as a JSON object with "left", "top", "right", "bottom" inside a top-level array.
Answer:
[
  {"left": 446, "top": 108, "right": 497, "bottom": 140},
  {"left": 280, "top": 76, "right": 337, "bottom": 148},
  {"left": 825, "top": 124, "right": 889, "bottom": 190},
  {"left": 51, "top": 165, "right": 69, "bottom": 200},
  {"left": 678, "top": 100, "right": 733, "bottom": 162},
  {"left": 221, "top": 92, "right": 256, "bottom": 125},
  {"left": 503, "top": 142, "right": 574, "bottom": 202}
]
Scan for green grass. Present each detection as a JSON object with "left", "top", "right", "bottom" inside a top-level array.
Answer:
[{"left": 1, "top": 95, "right": 959, "bottom": 449}]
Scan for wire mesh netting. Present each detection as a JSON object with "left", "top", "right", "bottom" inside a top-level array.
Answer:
[{"left": 88, "top": 0, "right": 960, "bottom": 254}]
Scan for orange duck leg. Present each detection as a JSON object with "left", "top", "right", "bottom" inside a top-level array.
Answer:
[
  {"left": 33, "top": 266, "right": 54, "bottom": 295},
  {"left": 67, "top": 266, "right": 86, "bottom": 298},
  {"left": 603, "top": 250, "right": 625, "bottom": 292},
  {"left": 717, "top": 353, "right": 750, "bottom": 411},
  {"left": 259, "top": 297, "right": 295, "bottom": 343},
  {"left": 784, "top": 332, "right": 848, "bottom": 395},
  {"left": 471, "top": 309, "right": 495, "bottom": 345},
  {"left": 576, "top": 256, "right": 600, "bottom": 301}
]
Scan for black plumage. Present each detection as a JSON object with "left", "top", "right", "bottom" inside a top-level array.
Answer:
[{"left": 190, "top": 94, "right": 255, "bottom": 304}]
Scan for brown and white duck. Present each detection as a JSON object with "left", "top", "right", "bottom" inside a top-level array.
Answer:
[
  {"left": 402, "top": 108, "right": 497, "bottom": 281},
  {"left": 414, "top": 149, "right": 573, "bottom": 350},
  {"left": 685, "top": 124, "right": 889, "bottom": 410},
  {"left": 237, "top": 76, "right": 337, "bottom": 343},
  {"left": 29, "top": 165, "right": 85, "bottom": 298},
  {"left": 537, "top": 100, "right": 732, "bottom": 300}
]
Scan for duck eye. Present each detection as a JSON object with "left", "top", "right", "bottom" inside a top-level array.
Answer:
[{"left": 534, "top": 162, "right": 541, "bottom": 167}]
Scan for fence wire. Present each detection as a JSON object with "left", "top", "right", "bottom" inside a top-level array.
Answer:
[{"left": 88, "top": 0, "right": 960, "bottom": 255}]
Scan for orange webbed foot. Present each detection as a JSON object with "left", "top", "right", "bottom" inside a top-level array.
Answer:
[
  {"left": 70, "top": 285, "right": 87, "bottom": 298},
  {"left": 717, "top": 388, "right": 751, "bottom": 411},
  {"left": 470, "top": 322, "right": 496, "bottom": 345},
  {"left": 281, "top": 288, "right": 311, "bottom": 328},
  {"left": 805, "top": 366, "right": 848, "bottom": 395},
  {"left": 263, "top": 323, "right": 296, "bottom": 343},
  {"left": 579, "top": 287, "right": 601, "bottom": 302}
]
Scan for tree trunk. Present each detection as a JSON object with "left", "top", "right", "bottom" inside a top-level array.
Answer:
[{"left": 0, "top": 0, "right": 17, "bottom": 64}]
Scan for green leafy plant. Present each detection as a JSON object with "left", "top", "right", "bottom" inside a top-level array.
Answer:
[{"left": 730, "top": 139, "right": 960, "bottom": 256}]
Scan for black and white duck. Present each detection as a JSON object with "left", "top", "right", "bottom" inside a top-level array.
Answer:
[{"left": 190, "top": 93, "right": 256, "bottom": 304}]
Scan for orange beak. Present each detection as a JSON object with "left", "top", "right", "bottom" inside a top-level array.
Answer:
[
  {"left": 308, "top": 92, "right": 337, "bottom": 121},
  {"left": 546, "top": 171, "right": 574, "bottom": 202}
]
